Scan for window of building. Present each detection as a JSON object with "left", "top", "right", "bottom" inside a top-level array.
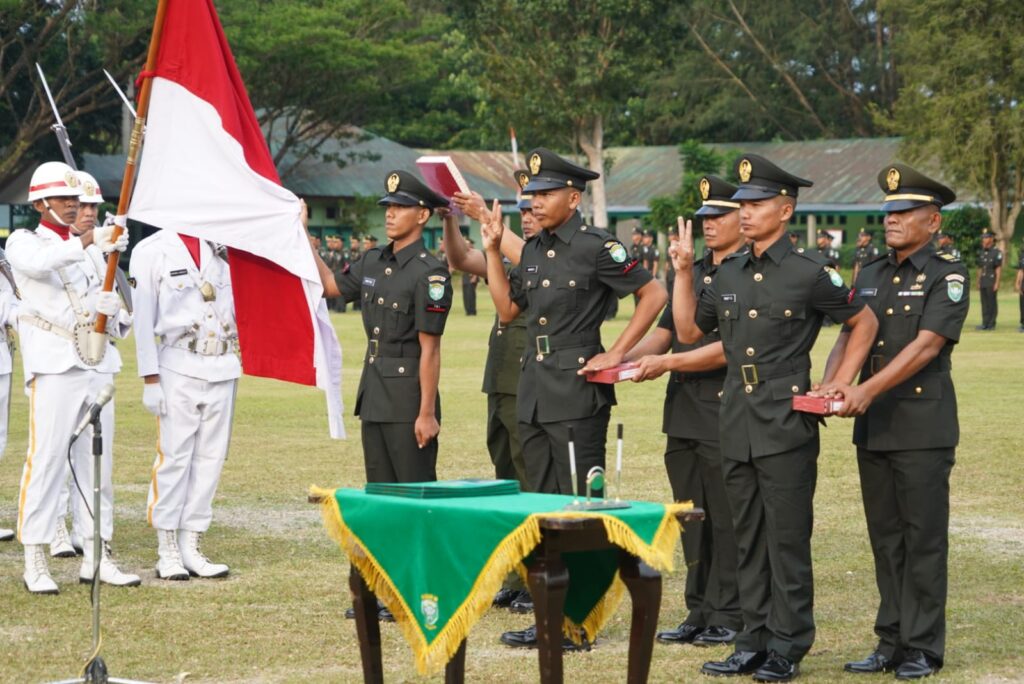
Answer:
[
  {"left": 839, "top": 215, "right": 847, "bottom": 225},
  {"left": 326, "top": 206, "right": 338, "bottom": 220}
]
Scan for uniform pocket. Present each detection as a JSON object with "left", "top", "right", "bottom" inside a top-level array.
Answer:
[
  {"left": 555, "top": 345, "right": 599, "bottom": 371},
  {"left": 377, "top": 357, "right": 419, "bottom": 379},
  {"left": 891, "top": 373, "right": 942, "bottom": 400},
  {"left": 769, "top": 302, "right": 805, "bottom": 338},
  {"left": 768, "top": 372, "right": 809, "bottom": 401},
  {"left": 556, "top": 276, "right": 589, "bottom": 312},
  {"left": 716, "top": 300, "right": 740, "bottom": 338}
]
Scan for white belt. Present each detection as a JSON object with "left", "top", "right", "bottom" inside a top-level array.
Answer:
[
  {"left": 19, "top": 314, "right": 75, "bottom": 341},
  {"left": 161, "top": 334, "right": 238, "bottom": 357}
]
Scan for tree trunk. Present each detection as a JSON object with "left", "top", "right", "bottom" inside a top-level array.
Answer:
[{"left": 577, "top": 115, "right": 608, "bottom": 229}]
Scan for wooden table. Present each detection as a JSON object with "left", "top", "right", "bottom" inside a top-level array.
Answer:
[{"left": 312, "top": 495, "right": 702, "bottom": 684}]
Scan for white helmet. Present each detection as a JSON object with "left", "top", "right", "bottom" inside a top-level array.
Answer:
[
  {"left": 27, "top": 161, "right": 81, "bottom": 202},
  {"left": 76, "top": 171, "right": 105, "bottom": 204}
]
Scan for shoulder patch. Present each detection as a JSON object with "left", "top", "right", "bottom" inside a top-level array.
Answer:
[
  {"left": 944, "top": 273, "right": 965, "bottom": 283},
  {"left": 428, "top": 282, "right": 445, "bottom": 301},
  {"left": 824, "top": 266, "right": 845, "bottom": 287},
  {"left": 938, "top": 252, "right": 959, "bottom": 262},
  {"left": 427, "top": 274, "right": 447, "bottom": 283},
  {"left": 606, "top": 241, "right": 628, "bottom": 263}
]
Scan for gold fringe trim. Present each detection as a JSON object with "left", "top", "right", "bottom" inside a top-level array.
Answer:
[{"left": 312, "top": 487, "right": 691, "bottom": 672}]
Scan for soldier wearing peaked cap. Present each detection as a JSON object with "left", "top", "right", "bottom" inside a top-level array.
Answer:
[
  {"left": 976, "top": 228, "right": 1002, "bottom": 330},
  {"left": 815, "top": 230, "right": 840, "bottom": 269},
  {"left": 319, "top": 170, "right": 453, "bottom": 484},
  {"left": 626, "top": 175, "right": 744, "bottom": 648},
  {"left": 852, "top": 228, "right": 880, "bottom": 283},
  {"left": 817, "top": 164, "right": 967, "bottom": 680},
  {"left": 479, "top": 147, "right": 667, "bottom": 649},
  {"left": 672, "top": 153, "right": 879, "bottom": 681}
]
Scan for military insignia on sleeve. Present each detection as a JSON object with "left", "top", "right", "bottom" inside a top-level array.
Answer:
[
  {"left": 607, "top": 241, "right": 627, "bottom": 263},
  {"left": 739, "top": 159, "right": 752, "bottom": 183},
  {"left": 428, "top": 282, "right": 445, "bottom": 301},
  {"left": 947, "top": 280, "right": 963, "bottom": 302},
  {"left": 886, "top": 167, "right": 901, "bottom": 191},
  {"left": 945, "top": 273, "right": 965, "bottom": 282},
  {"left": 699, "top": 177, "right": 710, "bottom": 200},
  {"left": 824, "top": 266, "right": 844, "bottom": 287},
  {"left": 427, "top": 274, "right": 447, "bottom": 283},
  {"left": 529, "top": 153, "right": 542, "bottom": 175},
  {"left": 387, "top": 173, "right": 400, "bottom": 193}
]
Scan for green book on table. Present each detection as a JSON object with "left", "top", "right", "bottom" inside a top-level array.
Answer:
[{"left": 364, "top": 478, "right": 520, "bottom": 499}]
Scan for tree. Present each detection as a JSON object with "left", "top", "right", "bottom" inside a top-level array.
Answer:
[
  {"left": 449, "top": 0, "right": 680, "bottom": 229},
  {"left": 643, "top": 141, "right": 734, "bottom": 231},
  {"left": 941, "top": 205, "right": 990, "bottom": 267},
  {"left": 883, "top": 0, "right": 1024, "bottom": 255},
  {"left": 0, "top": 0, "right": 151, "bottom": 189}
]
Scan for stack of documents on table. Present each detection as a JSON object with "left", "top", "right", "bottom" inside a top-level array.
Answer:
[{"left": 365, "top": 479, "right": 521, "bottom": 499}]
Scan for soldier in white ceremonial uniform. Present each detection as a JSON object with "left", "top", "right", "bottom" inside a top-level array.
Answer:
[
  {"left": 0, "top": 248, "right": 18, "bottom": 543},
  {"left": 10, "top": 161, "right": 138, "bottom": 594},
  {"left": 130, "top": 228, "right": 239, "bottom": 580}
]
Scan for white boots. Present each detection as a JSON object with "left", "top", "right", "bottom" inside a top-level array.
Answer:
[
  {"left": 79, "top": 540, "right": 142, "bottom": 587},
  {"left": 0, "top": 526, "right": 14, "bottom": 542},
  {"left": 50, "top": 519, "right": 77, "bottom": 558},
  {"left": 178, "top": 530, "right": 229, "bottom": 578},
  {"left": 23, "top": 544, "right": 59, "bottom": 594},
  {"left": 155, "top": 529, "right": 189, "bottom": 580}
]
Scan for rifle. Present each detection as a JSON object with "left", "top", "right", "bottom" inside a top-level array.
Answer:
[{"left": 35, "top": 63, "right": 76, "bottom": 169}]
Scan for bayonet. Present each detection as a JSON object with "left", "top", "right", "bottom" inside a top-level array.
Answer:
[
  {"left": 103, "top": 69, "right": 137, "bottom": 119},
  {"left": 35, "top": 62, "right": 77, "bottom": 170}
]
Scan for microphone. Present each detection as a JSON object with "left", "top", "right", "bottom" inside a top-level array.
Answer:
[{"left": 71, "top": 384, "right": 115, "bottom": 442}]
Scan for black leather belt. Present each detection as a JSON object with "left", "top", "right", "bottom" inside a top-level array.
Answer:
[
  {"left": 737, "top": 356, "right": 811, "bottom": 385},
  {"left": 367, "top": 340, "right": 421, "bottom": 358},
  {"left": 534, "top": 330, "right": 601, "bottom": 356}
]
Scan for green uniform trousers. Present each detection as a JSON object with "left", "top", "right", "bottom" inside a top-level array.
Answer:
[
  {"left": 487, "top": 392, "right": 527, "bottom": 487},
  {"left": 518, "top": 406, "right": 610, "bottom": 496},
  {"left": 857, "top": 447, "right": 954, "bottom": 666},
  {"left": 664, "top": 437, "right": 742, "bottom": 629},
  {"left": 723, "top": 437, "right": 818, "bottom": 662},
  {"left": 361, "top": 421, "right": 438, "bottom": 484}
]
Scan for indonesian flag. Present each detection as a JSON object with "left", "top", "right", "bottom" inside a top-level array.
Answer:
[{"left": 128, "top": 0, "right": 345, "bottom": 438}]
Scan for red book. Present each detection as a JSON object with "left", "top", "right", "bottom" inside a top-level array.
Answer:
[
  {"left": 585, "top": 363, "right": 641, "bottom": 384},
  {"left": 415, "top": 155, "right": 470, "bottom": 200},
  {"left": 792, "top": 395, "right": 844, "bottom": 415}
]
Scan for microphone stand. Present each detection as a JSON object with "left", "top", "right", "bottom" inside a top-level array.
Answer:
[{"left": 48, "top": 413, "right": 152, "bottom": 684}]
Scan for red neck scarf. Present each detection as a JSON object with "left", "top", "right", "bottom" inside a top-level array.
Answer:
[
  {"left": 40, "top": 219, "right": 71, "bottom": 241},
  {"left": 179, "top": 234, "right": 201, "bottom": 268}
]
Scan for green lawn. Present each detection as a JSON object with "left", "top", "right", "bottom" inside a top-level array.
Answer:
[{"left": 1, "top": 284, "right": 1022, "bottom": 683}]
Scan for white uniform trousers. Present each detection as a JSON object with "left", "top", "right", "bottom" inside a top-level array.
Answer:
[
  {"left": 0, "top": 372, "right": 10, "bottom": 458},
  {"left": 147, "top": 368, "right": 236, "bottom": 532},
  {"left": 18, "top": 369, "right": 115, "bottom": 544}
]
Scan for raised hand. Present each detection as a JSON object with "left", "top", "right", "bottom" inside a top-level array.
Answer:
[
  {"left": 669, "top": 216, "right": 694, "bottom": 272},
  {"left": 479, "top": 198, "right": 505, "bottom": 253},
  {"left": 452, "top": 191, "right": 488, "bottom": 221}
]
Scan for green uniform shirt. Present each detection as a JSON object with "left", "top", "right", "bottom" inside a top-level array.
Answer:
[
  {"left": 658, "top": 251, "right": 727, "bottom": 442},
  {"left": 509, "top": 213, "right": 653, "bottom": 423},
  {"left": 482, "top": 256, "right": 527, "bottom": 396},
  {"left": 696, "top": 235, "right": 864, "bottom": 460},
  {"left": 336, "top": 237, "right": 453, "bottom": 422},
  {"left": 850, "top": 245, "right": 969, "bottom": 451},
  {"left": 977, "top": 246, "right": 1003, "bottom": 286}
]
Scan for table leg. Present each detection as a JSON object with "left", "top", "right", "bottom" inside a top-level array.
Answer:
[
  {"left": 444, "top": 639, "right": 467, "bottom": 684},
  {"left": 349, "top": 566, "right": 384, "bottom": 684},
  {"left": 618, "top": 553, "right": 662, "bottom": 684},
  {"left": 527, "top": 552, "right": 570, "bottom": 684}
]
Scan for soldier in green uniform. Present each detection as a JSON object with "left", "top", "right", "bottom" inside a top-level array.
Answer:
[
  {"left": 322, "top": 170, "right": 453, "bottom": 482},
  {"left": 480, "top": 148, "right": 667, "bottom": 649},
  {"left": 673, "top": 154, "right": 878, "bottom": 682},
  {"left": 815, "top": 230, "right": 840, "bottom": 268},
  {"left": 976, "top": 229, "right": 1002, "bottom": 330},
  {"left": 817, "top": 165, "right": 968, "bottom": 680},
  {"left": 852, "top": 229, "right": 879, "bottom": 283},
  {"left": 1015, "top": 240, "right": 1024, "bottom": 331},
  {"left": 935, "top": 231, "right": 961, "bottom": 261},
  {"left": 626, "top": 175, "right": 744, "bottom": 648}
]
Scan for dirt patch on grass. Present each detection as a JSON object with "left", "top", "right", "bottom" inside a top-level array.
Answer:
[{"left": 951, "top": 514, "right": 1024, "bottom": 559}]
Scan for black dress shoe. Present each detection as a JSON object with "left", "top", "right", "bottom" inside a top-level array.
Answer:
[
  {"left": 753, "top": 651, "right": 798, "bottom": 682},
  {"left": 499, "top": 625, "right": 592, "bottom": 651},
  {"left": 493, "top": 588, "right": 519, "bottom": 608},
  {"left": 378, "top": 605, "right": 395, "bottom": 622},
  {"left": 656, "top": 622, "right": 703, "bottom": 644},
  {"left": 844, "top": 650, "right": 898, "bottom": 674},
  {"left": 693, "top": 625, "right": 737, "bottom": 646},
  {"left": 894, "top": 650, "right": 940, "bottom": 680},
  {"left": 509, "top": 591, "right": 534, "bottom": 614},
  {"left": 701, "top": 650, "right": 767, "bottom": 676}
]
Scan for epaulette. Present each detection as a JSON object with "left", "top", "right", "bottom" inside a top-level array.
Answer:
[
  {"left": 791, "top": 247, "right": 828, "bottom": 265},
  {"left": 936, "top": 252, "right": 960, "bottom": 263}
]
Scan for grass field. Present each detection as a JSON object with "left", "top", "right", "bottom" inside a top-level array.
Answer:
[{"left": 1, "top": 284, "right": 1022, "bottom": 683}]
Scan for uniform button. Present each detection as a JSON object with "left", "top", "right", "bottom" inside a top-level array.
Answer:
[
  {"left": 496, "top": 330, "right": 503, "bottom": 336},
  {"left": 542, "top": 279, "right": 550, "bottom": 287},
  {"left": 893, "top": 276, "right": 901, "bottom": 284},
  {"left": 915, "top": 386, "right": 923, "bottom": 394},
  {"left": 724, "top": 309, "right": 731, "bottom": 317},
  {"left": 377, "top": 297, "right": 384, "bottom": 305},
  {"left": 885, "top": 308, "right": 893, "bottom": 315},
  {"left": 784, "top": 309, "right": 792, "bottom": 317},
  {"left": 748, "top": 309, "right": 758, "bottom": 319},
  {"left": 904, "top": 304, "right": 911, "bottom": 312},
  {"left": 797, "top": 248, "right": 805, "bottom": 253},
  {"left": 373, "top": 327, "right": 380, "bottom": 334},
  {"left": 717, "top": 390, "right": 724, "bottom": 399},
  {"left": 208, "top": 331, "right": 215, "bottom": 337},
  {"left": 419, "top": 253, "right": 426, "bottom": 258},
  {"left": 703, "top": 275, "right": 712, "bottom": 284},
  {"left": 368, "top": 357, "right": 375, "bottom": 364},
  {"left": 791, "top": 385, "right": 800, "bottom": 393},
  {"left": 577, "top": 356, "right": 585, "bottom": 364},
  {"left": 877, "top": 340, "right": 885, "bottom": 348},
  {"left": 398, "top": 366, "right": 405, "bottom": 374},
  {"left": 753, "top": 273, "right": 763, "bottom": 282},
  {"left": 744, "top": 384, "right": 753, "bottom": 394},
  {"left": 547, "top": 249, "right": 556, "bottom": 258},
  {"left": 536, "top": 354, "right": 544, "bottom": 362},
  {"left": 539, "top": 317, "right": 548, "bottom": 325},
  {"left": 385, "top": 267, "right": 392, "bottom": 275},
  {"left": 569, "top": 280, "right": 576, "bottom": 287},
  {"left": 392, "top": 302, "right": 399, "bottom": 310},
  {"left": 745, "top": 347, "right": 755, "bottom": 357}
]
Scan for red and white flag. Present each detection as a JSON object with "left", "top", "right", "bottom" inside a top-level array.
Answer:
[{"left": 128, "top": 0, "right": 344, "bottom": 438}]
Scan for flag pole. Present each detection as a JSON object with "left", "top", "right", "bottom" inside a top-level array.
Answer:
[{"left": 94, "top": 0, "right": 169, "bottom": 334}]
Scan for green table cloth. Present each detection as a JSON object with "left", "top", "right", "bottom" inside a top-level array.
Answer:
[{"left": 313, "top": 485, "right": 690, "bottom": 675}]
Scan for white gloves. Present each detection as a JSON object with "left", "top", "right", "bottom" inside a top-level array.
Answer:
[
  {"left": 95, "top": 291, "right": 121, "bottom": 317},
  {"left": 94, "top": 224, "right": 129, "bottom": 254},
  {"left": 142, "top": 382, "right": 166, "bottom": 416}
]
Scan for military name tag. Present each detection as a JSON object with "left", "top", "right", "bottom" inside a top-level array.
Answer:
[
  {"left": 897, "top": 290, "right": 924, "bottom": 297},
  {"left": 526, "top": 265, "right": 539, "bottom": 274},
  {"left": 721, "top": 293, "right": 736, "bottom": 302},
  {"left": 200, "top": 281, "right": 216, "bottom": 302},
  {"left": 363, "top": 276, "right": 376, "bottom": 287},
  {"left": 859, "top": 288, "right": 878, "bottom": 297},
  {"left": 170, "top": 269, "right": 188, "bottom": 277}
]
